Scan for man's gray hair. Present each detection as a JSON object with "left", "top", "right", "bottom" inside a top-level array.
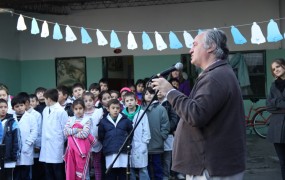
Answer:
[{"left": 202, "top": 29, "right": 229, "bottom": 60}]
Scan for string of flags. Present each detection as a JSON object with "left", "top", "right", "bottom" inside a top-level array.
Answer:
[{"left": 10, "top": 9, "right": 285, "bottom": 51}]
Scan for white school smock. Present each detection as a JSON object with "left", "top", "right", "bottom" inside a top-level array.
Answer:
[
  {"left": 17, "top": 111, "right": 38, "bottom": 165},
  {"left": 39, "top": 102, "right": 68, "bottom": 163}
]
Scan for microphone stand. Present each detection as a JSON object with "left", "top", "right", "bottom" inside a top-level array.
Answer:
[{"left": 105, "top": 84, "right": 159, "bottom": 180}]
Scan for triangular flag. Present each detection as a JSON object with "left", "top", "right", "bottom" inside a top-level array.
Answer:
[
  {"left": 81, "top": 27, "right": 92, "bottom": 44},
  {"left": 267, "top": 19, "right": 283, "bottom": 42},
  {"left": 65, "top": 25, "right": 77, "bottom": 42},
  {"left": 96, "top": 29, "right": 108, "bottom": 46},
  {"left": 127, "top": 31, "right": 138, "bottom": 50},
  {"left": 169, "top": 31, "right": 183, "bottom": 49},
  {"left": 53, "top": 23, "right": 63, "bottom": 40},
  {"left": 110, "top": 30, "right": 121, "bottom": 48},
  {"left": 230, "top": 26, "right": 247, "bottom": 45},
  {"left": 251, "top": 22, "right": 266, "bottom": 44},
  {"left": 17, "top": 14, "right": 27, "bottom": 31},
  {"left": 155, "top": 31, "right": 167, "bottom": 51},
  {"left": 142, "top": 31, "right": 153, "bottom": 50},
  {"left": 183, "top": 31, "right": 194, "bottom": 48},
  {"left": 41, "top": 21, "right": 49, "bottom": 38},
  {"left": 31, "top": 18, "right": 40, "bottom": 35}
]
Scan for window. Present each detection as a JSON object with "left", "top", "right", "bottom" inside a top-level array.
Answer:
[
  {"left": 181, "top": 50, "right": 266, "bottom": 99},
  {"left": 229, "top": 51, "right": 266, "bottom": 99}
]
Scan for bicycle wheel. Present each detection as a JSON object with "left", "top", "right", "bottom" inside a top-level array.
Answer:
[{"left": 252, "top": 109, "right": 271, "bottom": 139}]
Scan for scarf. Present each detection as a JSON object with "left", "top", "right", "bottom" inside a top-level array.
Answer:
[
  {"left": 275, "top": 78, "right": 285, "bottom": 92},
  {"left": 122, "top": 105, "right": 141, "bottom": 121}
]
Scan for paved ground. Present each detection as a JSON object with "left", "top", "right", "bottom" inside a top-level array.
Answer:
[{"left": 244, "top": 134, "right": 282, "bottom": 180}]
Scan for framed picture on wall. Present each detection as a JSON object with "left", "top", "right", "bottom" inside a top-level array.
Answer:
[{"left": 55, "top": 57, "right": 87, "bottom": 89}]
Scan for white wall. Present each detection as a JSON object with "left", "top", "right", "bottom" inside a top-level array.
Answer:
[{"left": 0, "top": 0, "right": 282, "bottom": 60}]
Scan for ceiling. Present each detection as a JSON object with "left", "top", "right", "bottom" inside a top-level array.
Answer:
[{"left": 0, "top": 0, "right": 219, "bottom": 15}]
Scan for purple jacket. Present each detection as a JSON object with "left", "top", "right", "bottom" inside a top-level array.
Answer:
[{"left": 178, "top": 80, "right": 191, "bottom": 96}]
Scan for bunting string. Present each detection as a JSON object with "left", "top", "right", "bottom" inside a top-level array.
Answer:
[{"left": 2, "top": 8, "right": 285, "bottom": 51}]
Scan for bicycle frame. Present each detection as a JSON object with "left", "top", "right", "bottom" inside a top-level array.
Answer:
[{"left": 245, "top": 99, "right": 271, "bottom": 138}]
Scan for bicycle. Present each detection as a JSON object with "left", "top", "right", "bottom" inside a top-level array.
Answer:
[{"left": 245, "top": 98, "right": 271, "bottom": 139}]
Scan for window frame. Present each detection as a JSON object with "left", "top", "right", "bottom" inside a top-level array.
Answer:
[
  {"left": 229, "top": 50, "right": 267, "bottom": 100},
  {"left": 181, "top": 50, "right": 267, "bottom": 100}
]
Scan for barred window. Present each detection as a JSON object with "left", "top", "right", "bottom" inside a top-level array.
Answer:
[
  {"left": 181, "top": 50, "right": 266, "bottom": 99},
  {"left": 229, "top": 51, "right": 266, "bottom": 99}
]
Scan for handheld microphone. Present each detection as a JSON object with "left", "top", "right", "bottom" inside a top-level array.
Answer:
[{"left": 156, "top": 62, "right": 183, "bottom": 78}]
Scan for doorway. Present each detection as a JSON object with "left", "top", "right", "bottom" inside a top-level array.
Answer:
[{"left": 102, "top": 55, "right": 134, "bottom": 91}]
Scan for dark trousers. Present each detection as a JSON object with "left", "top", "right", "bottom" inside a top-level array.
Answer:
[
  {"left": 274, "top": 143, "right": 285, "bottom": 180},
  {"left": 32, "top": 158, "right": 45, "bottom": 180},
  {"left": 105, "top": 168, "right": 126, "bottom": 180},
  {"left": 44, "top": 162, "right": 65, "bottom": 180},
  {"left": 14, "top": 165, "right": 31, "bottom": 180},
  {"left": 148, "top": 154, "right": 163, "bottom": 180},
  {"left": 3, "top": 168, "right": 14, "bottom": 180}
]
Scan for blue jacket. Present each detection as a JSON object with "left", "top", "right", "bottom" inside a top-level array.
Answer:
[
  {"left": 98, "top": 113, "right": 133, "bottom": 156},
  {"left": 1, "top": 113, "right": 20, "bottom": 162}
]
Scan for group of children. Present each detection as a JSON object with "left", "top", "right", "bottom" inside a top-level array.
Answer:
[{"left": 0, "top": 75, "right": 184, "bottom": 180}]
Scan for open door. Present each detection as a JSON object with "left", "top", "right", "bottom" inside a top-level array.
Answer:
[{"left": 102, "top": 55, "right": 134, "bottom": 91}]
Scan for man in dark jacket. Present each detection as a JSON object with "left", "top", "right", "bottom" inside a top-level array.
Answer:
[{"left": 152, "top": 29, "right": 246, "bottom": 180}]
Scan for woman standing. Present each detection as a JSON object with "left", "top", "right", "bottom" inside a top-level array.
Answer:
[{"left": 267, "top": 58, "right": 285, "bottom": 180}]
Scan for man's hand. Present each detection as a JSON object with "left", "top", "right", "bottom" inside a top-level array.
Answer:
[{"left": 152, "top": 77, "right": 175, "bottom": 95}]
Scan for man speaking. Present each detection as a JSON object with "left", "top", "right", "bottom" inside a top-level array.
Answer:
[{"left": 152, "top": 29, "right": 246, "bottom": 180}]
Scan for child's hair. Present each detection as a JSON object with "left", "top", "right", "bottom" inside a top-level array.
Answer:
[
  {"left": 43, "top": 89, "right": 58, "bottom": 102},
  {"left": 57, "top": 85, "right": 70, "bottom": 96},
  {"left": 143, "top": 77, "right": 151, "bottom": 87},
  {"left": 142, "top": 87, "right": 157, "bottom": 105},
  {"left": 72, "top": 82, "right": 85, "bottom": 92},
  {"left": 0, "top": 98, "right": 8, "bottom": 105},
  {"left": 82, "top": 91, "right": 95, "bottom": 100},
  {"left": 35, "top": 87, "right": 47, "bottom": 94},
  {"left": 0, "top": 83, "right": 9, "bottom": 95},
  {"left": 29, "top": 94, "right": 39, "bottom": 101},
  {"left": 107, "top": 98, "right": 120, "bottom": 107},
  {"left": 99, "top": 78, "right": 108, "bottom": 86},
  {"left": 110, "top": 90, "right": 120, "bottom": 97},
  {"left": 169, "top": 78, "right": 180, "bottom": 89},
  {"left": 72, "top": 99, "right": 85, "bottom": 109},
  {"left": 135, "top": 79, "right": 145, "bottom": 87},
  {"left": 17, "top": 92, "right": 30, "bottom": 103},
  {"left": 11, "top": 95, "right": 26, "bottom": 107},
  {"left": 88, "top": 83, "right": 101, "bottom": 92},
  {"left": 123, "top": 91, "right": 136, "bottom": 100},
  {"left": 98, "top": 90, "right": 110, "bottom": 102}
]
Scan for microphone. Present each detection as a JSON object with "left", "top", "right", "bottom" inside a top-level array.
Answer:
[{"left": 156, "top": 62, "right": 183, "bottom": 78}]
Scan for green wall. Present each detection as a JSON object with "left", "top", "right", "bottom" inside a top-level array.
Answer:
[
  {"left": 19, "top": 57, "right": 103, "bottom": 93},
  {"left": 1, "top": 51, "right": 285, "bottom": 98},
  {"left": 0, "top": 59, "right": 21, "bottom": 95},
  {"left": 86, "top": 57, "right": 102, "bottom": 87},
  {"left": 21, "top": 59, "right": 56, "bottom": 93},
  {"left": 134, "top": 54, "right": 180, "bottom": 80}
]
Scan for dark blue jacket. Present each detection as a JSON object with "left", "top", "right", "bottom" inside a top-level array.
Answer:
[
  {"left": 0, "top": 121, "right": 3, "bottom": 143},
  {"left": 98, "top": 113, "right": 133, "bottom": 156},
  {"left": 1, "top": 113, "right": 20, "bottom": 162}
]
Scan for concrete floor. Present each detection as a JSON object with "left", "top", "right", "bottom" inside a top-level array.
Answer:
[{"left": 244, "top": 134, "right": 282, "bottom": 180}]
